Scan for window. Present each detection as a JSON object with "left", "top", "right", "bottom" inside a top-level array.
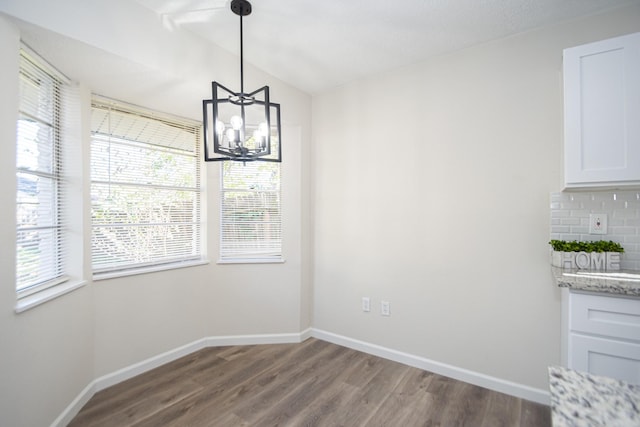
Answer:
[
  {"left": 90, "top": 97, "right": 203, "bottom": 276},
  {"left": 220, "top": 161, "right": 282, "bottom": 261},
  {"left": 16, "top": 48, "right": 70, "bottom": 297}
]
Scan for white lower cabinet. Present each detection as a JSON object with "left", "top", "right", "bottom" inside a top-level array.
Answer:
[
  {"left": 571, "top": 334, "right": 640, "bottom": 384},
  {"left": 567, "top": 291, "right": 640, "bottom": 385}
]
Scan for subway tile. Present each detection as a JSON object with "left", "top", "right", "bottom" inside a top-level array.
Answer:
[
  {"left": 570, "top": 226, "right": 589, "bottom": 234},
  {"left": 610, "top": 227, "right": 637, "bottom": 235},
  {"left": 561, "top": 202, "right": 583, "bottom": 210},
  {"left": 613, "top": 209, "right": 638, "bottom": 219},
  {"left": 559, "top": 233, "right": 577, "bottom": 241},
  {"left": 561, "top": 218, "right": 581, "bottom": 226},
  {"left": 569, "top": 209, "right": 590, "bottom": 218},
  {"left": 550, "top": 192, "right": 564, "bottom": 203},
  {"left": 609, "top": 219, "right": 626, "bottom": 227},
  {"left": 591, "top": 193, "right": 613, "bottom": 203},
  {"left": 613, "top": 191, "right": 640, "bottom": 201},
  {"left": 625, "top": 218, "right": 640, "bottom": 227},
  {"left": 609, "top": 201, "right": 631, "bottom": 211},
  {"left": 622, "top": 245, "right": 638, "bottom": 252},
  {"left": 581, "top": 200, "right": 605, "bottom": 211},
  {"left": 568, "top": 193, "right": 592, "bottom": 202},
  {"left": 621, "top": 261, "right": 638, "bottom": 269},
  {"left": 622, "top": 252, "right": 640, "bottom": 261}
]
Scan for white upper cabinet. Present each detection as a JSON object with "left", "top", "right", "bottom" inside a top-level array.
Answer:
[{"left": 563, "top": 32, "right": 640, "bottom": 188}]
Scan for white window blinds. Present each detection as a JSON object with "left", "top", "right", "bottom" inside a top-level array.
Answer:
[
  {"left": 16, "top": 48, "right": 70, "bottom": 296},
  {"left": 220, "top": 161, "right": 282, "bottom": 260},
  {"left": 90, "top": 98, "right": 202, "bottom": 274}
]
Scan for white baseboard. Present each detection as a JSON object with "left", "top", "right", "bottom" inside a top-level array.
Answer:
[
  {"left": 300, "top": 327, "right": 313, "bottom": 341},
  {"left": 50, "top": 331, "right": 309, "bottom": 427},
  {"left": 49, "top": 381, "right": 96, "bottom": 427},
  {"left": 310, "top": 328, "right": 549, "bottom": 405},
  {"left": 203, "top": 329, "right": 312, "bottom": 348}
]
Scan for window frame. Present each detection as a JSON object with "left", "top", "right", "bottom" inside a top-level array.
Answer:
[
  {"left": 90, "top": 96, "right": 206, "bottom": 279},
  {"left": 218, "top": 160, "right": 283, "bottom": 264},
  {"left": 15, "top": 46, "right": 71, "bottom": 300}
]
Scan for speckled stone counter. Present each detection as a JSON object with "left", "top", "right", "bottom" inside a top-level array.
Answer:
[
  {"left": 552, "top": 267, "right": 640, "bottom": 297},
  {"left": 549, "top": 366, "right": 640, "bottom": 427}
]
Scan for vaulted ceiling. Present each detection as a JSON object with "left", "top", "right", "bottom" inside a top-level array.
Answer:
[{"left": 133, "top": 0, "right": 638, "bottom": 94}]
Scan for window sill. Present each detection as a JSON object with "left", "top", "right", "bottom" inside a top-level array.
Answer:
[
  {"left": 15, "top": 279, "right": 88, "bottom": 314},
  {"left": 93, "top": 259, "right": 210, "bottom": 281},
  {"left": 217, "top": 257, "right": 285, "bottom": 265}
]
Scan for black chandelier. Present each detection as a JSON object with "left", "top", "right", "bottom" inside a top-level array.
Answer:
[{"left": 202, "top": 0, "right": 282, "bottom": 162}]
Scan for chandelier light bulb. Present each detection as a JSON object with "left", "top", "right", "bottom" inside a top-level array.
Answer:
[
  {"left": 230, "top": 115, "right": 243, "bottom": 130},
  {"left": 258, "top": 122, "right": 269, "bottom": 136},
  {"left": 226, "top": 128, "right": 237, "bottom": 143},
  {"left": 215, "top": 120, "right": 225, "bottom": 135}
]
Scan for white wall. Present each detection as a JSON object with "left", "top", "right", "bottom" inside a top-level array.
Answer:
[
  {"left": 0, "top": 0, "right": 312, "bottom": 425},
  {"left": 0, "top": 16, "right": 95, "bottom": 427},
  {"left": 312, "top": 3, "right": 640, "bottom": 392}
]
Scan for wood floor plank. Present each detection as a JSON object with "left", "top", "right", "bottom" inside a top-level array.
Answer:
[
  {"left": 72, "top": 379, "right": 203, "bottom": 427},
  {"left": 288, "top": 348, "right": 395, "bottom": 425},
  {"left": 217, "top": 341, "right": 349, "bottom": 423},
  {"left": 236, "top": 346, "right": 357, "bottom": 426},
  {"left": 68, "top": 348, "right": 224, "bottom": 426},
  {"left": 442, "top": 382, "right": 492, "bottom": 427},
  {"left": 132, "top": 343, "right": 303, "bottom": 427},
  {"left": 290, "top": 381, "right": 362, "bottom": 427},
  {"left": 420, "top": 372, "right": 459, "bottom": 426},
  {"left": 69, "top": 338, "right": 551, "bottom": 427},
  {"left": 481, "top": 389, "right": 522, "bottom": 427},
  {"left": 359, "top": 361, "right": 412, "bottom": 424},
  {"left": 520, "top": 399, "right": 552, "bottom": 427},
  {"left": 368, "top": 367, "right": 437, "bottom": 426}
]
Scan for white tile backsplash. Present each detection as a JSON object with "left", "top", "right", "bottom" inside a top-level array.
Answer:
[{"left": 550, "top": 190, "right": 640, "bottom": 270}]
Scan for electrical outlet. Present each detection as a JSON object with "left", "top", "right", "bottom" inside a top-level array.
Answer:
[
  {"left": 381, "top": 301, "right": 390, "bottom": 316},
  {"left": 589, "top": 214, "right": 608, "bottom": 235},
  {"left": 362, "top": 297, "right": 370, "bottom": 312}
]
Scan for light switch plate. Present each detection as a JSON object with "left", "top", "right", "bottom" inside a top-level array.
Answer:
[{"left": 589, "top": 214, "right": 608, "bottom": 235}]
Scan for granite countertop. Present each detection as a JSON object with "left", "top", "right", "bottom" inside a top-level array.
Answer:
[
  {"left": 549, "top": 366, "right": 640, "bottom": 427},
  {"left": 551, "top": 267, "right": 640, "bottom": 297}
]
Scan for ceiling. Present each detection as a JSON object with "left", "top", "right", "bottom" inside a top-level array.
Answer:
[{"left": 135, "top": 0, "right": 636, "bottom": 94}]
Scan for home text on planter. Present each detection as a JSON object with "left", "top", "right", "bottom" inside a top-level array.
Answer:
[{"left": 552, "top": 251, "right": 621, "bottom": 270}]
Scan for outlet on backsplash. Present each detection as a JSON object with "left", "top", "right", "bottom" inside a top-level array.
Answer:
[
  {"left": 550, "top": 191, "right": 640, "bottom": 270},
  {"left": 588, "top": 213, "right": 607, "bottom": 235}
]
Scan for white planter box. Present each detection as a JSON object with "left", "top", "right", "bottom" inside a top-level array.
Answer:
[{"left": 551, "top": 251, "right": 621, "bottom": 270}]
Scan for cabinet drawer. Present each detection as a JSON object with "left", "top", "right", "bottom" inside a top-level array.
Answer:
[
  {"left": 570, "top": 292, "right": 640, "bottom": 341},
  {"left": 570, "top": 333, "right": 640, "bottom": 385}
]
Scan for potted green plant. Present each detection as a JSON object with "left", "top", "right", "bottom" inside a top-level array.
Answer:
[{"left": 549, "top": 240, "right": 624, "bottom": 270}]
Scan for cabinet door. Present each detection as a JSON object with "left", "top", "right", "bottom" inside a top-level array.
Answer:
[
  {"left": 570, "top": 333, "right": 640, "bottom": 385},
  {"left": 570, "top": 292, "right": 640, "bottom": 342},
  {"left": 564, "top": 32, "right": 640, "bottom": 187}
]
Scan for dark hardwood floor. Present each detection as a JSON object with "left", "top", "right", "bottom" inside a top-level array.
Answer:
[{"left": 68, "top": 338, "right": 550, "bottom": 426}]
